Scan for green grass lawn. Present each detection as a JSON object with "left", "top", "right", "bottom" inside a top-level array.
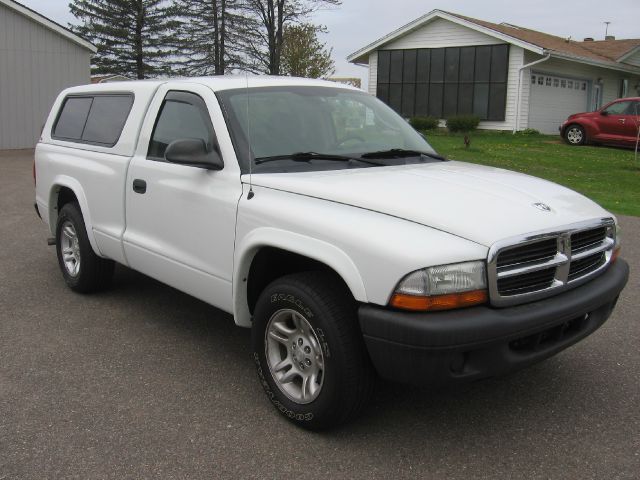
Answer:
[{"left": 424, "top": 130, "right": 640, "bottom": 217}]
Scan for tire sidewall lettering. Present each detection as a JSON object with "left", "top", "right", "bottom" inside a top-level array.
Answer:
[{"left": 253, "top": 352, "right": 314, "bottom": 422}]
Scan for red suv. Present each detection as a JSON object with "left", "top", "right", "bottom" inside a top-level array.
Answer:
[{"left": 560, "top": 97, "right": 640, "bottom": 147}]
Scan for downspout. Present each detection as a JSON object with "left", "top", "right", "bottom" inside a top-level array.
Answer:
[{"left": 514, "top": 52, "right": 551, "bottom": 132}]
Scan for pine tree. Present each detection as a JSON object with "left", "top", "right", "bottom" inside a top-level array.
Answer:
[
  {"left": 173, "top": 0, "right": 248, "bottom": 75},
  {"left": 69, "top": 0, "right": 180, "bottom": 79}
]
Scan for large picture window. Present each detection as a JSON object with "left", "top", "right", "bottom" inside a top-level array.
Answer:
[{"left": 376, "top": 44, "right": 509, "bottom": 121}]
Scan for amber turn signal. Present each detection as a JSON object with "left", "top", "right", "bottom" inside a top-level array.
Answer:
[
  {"left": 390, "top": 289, "right": 488, "bottom": 312},
  {"left": 611, "top": 246, "right": 621, "bottom": 264}
]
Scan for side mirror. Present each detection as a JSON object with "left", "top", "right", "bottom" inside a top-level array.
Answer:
[
  {"left": 165, "top": 138, "right": 224, "bottom": 170},
  {"left": 600, "top": 110, "right": 608, "bottom": 116}
]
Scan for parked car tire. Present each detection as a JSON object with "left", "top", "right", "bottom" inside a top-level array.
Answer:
[
  {"left": 564, "top": 124, "right": 586, "bottom": 146},
  {"left": 252, "top": 271, "right": 375, "bottom": 430},
  {"left": 55, "top": 202, "right": 114, "bottom": 293}
]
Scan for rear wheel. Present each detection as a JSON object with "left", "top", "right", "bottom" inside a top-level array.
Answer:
[
  {"left": 55, "top": 202, "right": 114, "bottom": 293},
  {"left": 252, "top": 272, "right": 374, "bottom": 430},
  {"left": 564, "top": 124, "right": 586, "bottom": 145}
]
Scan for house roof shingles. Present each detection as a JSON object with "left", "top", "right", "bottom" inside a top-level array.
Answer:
[{"left": 446, "top": 11, "right": 640, "bottom": 65}]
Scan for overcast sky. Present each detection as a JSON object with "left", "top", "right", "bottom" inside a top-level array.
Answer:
[{"left": 18, "top": 0, "right": 640, "bottom": 86}]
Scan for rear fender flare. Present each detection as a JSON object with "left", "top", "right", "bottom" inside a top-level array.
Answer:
[{"left": 48, "top": 176, "right": 102, "bottom": 256}]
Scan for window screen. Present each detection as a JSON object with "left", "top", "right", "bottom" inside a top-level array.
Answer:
[
  {"left": 459, "top": 47, "right": 475, "bottom": 82},
  {"left": 377, "top": 51, "right": 391, "bottom": 84},
  {"left": 430, "top": 49, "right": 445, "bottom": 83},
  {"left": 416, "top": 50, "right": 430, "bottom": 82},
  {"left": 389, "top": 51, "right": 403, "bottom": 83},
  {"left": 377, "top": 45, "right": 509, "bottom": 121},
  {"left": 148, "top": 92, "right": 213, "bottom": 159},
  {"left": 444, "top": 48, "right": 460, "bottom": 83},
  {"left": 415, "top": 84, "right": 429, "bottom": 115},
  {"left": 490, "top": 45, "right": 509, "bottom": 82},
  {"left": 402, "top": 50, "right": 417, "bottom": 83},
  {"left": 52, "top": 94, "right": 133, "bottom": 146}
]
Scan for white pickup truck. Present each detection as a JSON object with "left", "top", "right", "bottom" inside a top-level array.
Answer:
[{"left": 35, "top": 76, "right": 629, "bottom": 430}]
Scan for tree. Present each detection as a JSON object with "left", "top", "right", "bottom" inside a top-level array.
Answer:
[
  {"left": 69, "top": 0, "right": 179, "bottom": 79},
  {"left": 281, "top": 24, "right": 333, "bottom": 78},
  {"left": 173, "top": 0, "right": 248, "bottom": 75},
  {"left": 240, "top": 0, "right": 341, "bottom": 75}
]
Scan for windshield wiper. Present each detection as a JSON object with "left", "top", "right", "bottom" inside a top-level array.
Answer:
[
  {"left": 360, "top": 148, "right": 446, "bottom": 161},
  {"left": 254, "top": 151, "right": 382, "bottom": 166}
]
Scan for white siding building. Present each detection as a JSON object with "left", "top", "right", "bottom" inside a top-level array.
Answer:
[
  {"left": 348, "top": 10, "right": 640, "bottom": 134},
  {"left": 0, "top": 0, "right": 96, "bottom": 149}
]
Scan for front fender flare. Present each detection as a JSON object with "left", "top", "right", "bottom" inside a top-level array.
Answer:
[{"left": 233, "top": 227, "right": 367, "bottom": 327}]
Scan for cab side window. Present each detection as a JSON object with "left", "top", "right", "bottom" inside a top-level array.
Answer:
[
  {"left": 603, "top": 101, "right": 631, "bottom": 115},
  {"left": 148, "top": 91, "right": 214, "bottom": 160}
]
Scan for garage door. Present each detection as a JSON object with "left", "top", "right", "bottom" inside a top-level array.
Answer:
[{"left": 528, "top": 74, "right": 589, "bottom": 134}]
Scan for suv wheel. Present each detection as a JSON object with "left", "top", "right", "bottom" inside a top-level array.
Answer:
[
  {"left": 252, "top": 272, "right": 374, "bottom": 430},
  {"left": 55, "top": 202, "right": 114, "bottom": 293},
  {"left": 565, "top": 124, "right": 586, "bottom": 145}
]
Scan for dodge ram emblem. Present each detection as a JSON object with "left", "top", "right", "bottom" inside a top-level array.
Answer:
[{"left": 533, "top": 202, "right": 552, "bottom": 212}]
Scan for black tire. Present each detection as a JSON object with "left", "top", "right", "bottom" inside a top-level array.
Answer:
[
  {"left": 564, "top": 124, "right": 586, "bottom": 146},
  {"left": 252, "top": 271, "right": 374, "bottom": 430},
  {"left": 55, "top": 202, "right": 114, "bottom": 293}
]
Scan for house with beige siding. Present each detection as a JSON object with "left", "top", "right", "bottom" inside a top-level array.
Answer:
[
  {"left": 348, "top": 10, "right": 640, "bottom": 134},
  {"left": 0, "top": 0, "right": 96, "bottom": 149}
]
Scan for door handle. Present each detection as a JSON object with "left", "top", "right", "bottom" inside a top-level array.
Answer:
[
  {"left": 618, "top": 118, "right": 626, "bottom": 123},
  {"left": 132, "top": 179, "right": 147, "bottom": 194}
]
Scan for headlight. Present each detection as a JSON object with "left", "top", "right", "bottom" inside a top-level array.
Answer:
[{"left": 390, "top": 261, "right": 488, "bottom": 312}]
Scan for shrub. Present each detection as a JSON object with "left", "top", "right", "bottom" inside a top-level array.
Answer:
[
  {"left": 446, "top": 115, "right": 480, "bottom": 133},
  {"left": 409, "top": 116, "right": 439, "bottom": 131},
  {"left": 518, "top": 128, "right": 541, "bottom": 135}
]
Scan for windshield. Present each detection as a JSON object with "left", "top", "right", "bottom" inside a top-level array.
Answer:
[{"left": 216, "top": 86, "right": 439, "bottom": 173}]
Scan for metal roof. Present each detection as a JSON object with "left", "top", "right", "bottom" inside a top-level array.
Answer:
[{"left": 0, "top": 0, "right": 96, "bottom": 53}]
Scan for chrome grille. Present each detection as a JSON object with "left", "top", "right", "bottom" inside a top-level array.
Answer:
[
  {"left": 568, "top": 252, "right": 605, "bottom": 280},
  {"left": 497, "top": 266, "right": 556, "bottom": 295},
  {"left": 497, "top": 238, "right": 557, "bottom": 269},
  {"left": 487, "top": 219, "right": 616, "bottom": 307},
  {"left": 571, "top": 227, "right": 607, "bottom": 254}
]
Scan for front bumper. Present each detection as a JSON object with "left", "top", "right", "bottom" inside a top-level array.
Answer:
[{"left": 359, "top": 260, "right": 629, "bottom": 386}]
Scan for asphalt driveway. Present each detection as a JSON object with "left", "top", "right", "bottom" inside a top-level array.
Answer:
[{"left": 1, "top": 149, "right": 638, "bottom": 479}]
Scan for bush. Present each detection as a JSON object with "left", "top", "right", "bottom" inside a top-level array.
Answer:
[
  {"left": 446, "top": 115, "right": 480, "bottom": 133},
  {"left": 518, "top": 128, "right": 541, "bottom": 135},
  {"left": 409, "top": 116, "right": 439, "bottom": 131}
]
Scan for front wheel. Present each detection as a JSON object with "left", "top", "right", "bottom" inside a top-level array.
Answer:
[
  {"left": 564, "top": 124, "right": 586, "bottom": 145},
  {"left": 252, "top": 272, "right": 374, "bottom": 430}
]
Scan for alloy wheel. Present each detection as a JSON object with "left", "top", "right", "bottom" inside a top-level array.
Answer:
[{"left": 264, "top": 308, "right": 325, "bottom": 404}]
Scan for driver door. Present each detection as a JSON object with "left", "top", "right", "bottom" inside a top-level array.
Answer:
[
  {"left": 597, "top": 100, "right": 633, "bottom": 144},
  {"left": 123, "top": 82, "right": 242, "bottom": 312}
]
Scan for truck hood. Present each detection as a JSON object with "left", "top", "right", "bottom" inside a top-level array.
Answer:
[{"left": 246, "top": 161, "right": 612, "bottom": 247}]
